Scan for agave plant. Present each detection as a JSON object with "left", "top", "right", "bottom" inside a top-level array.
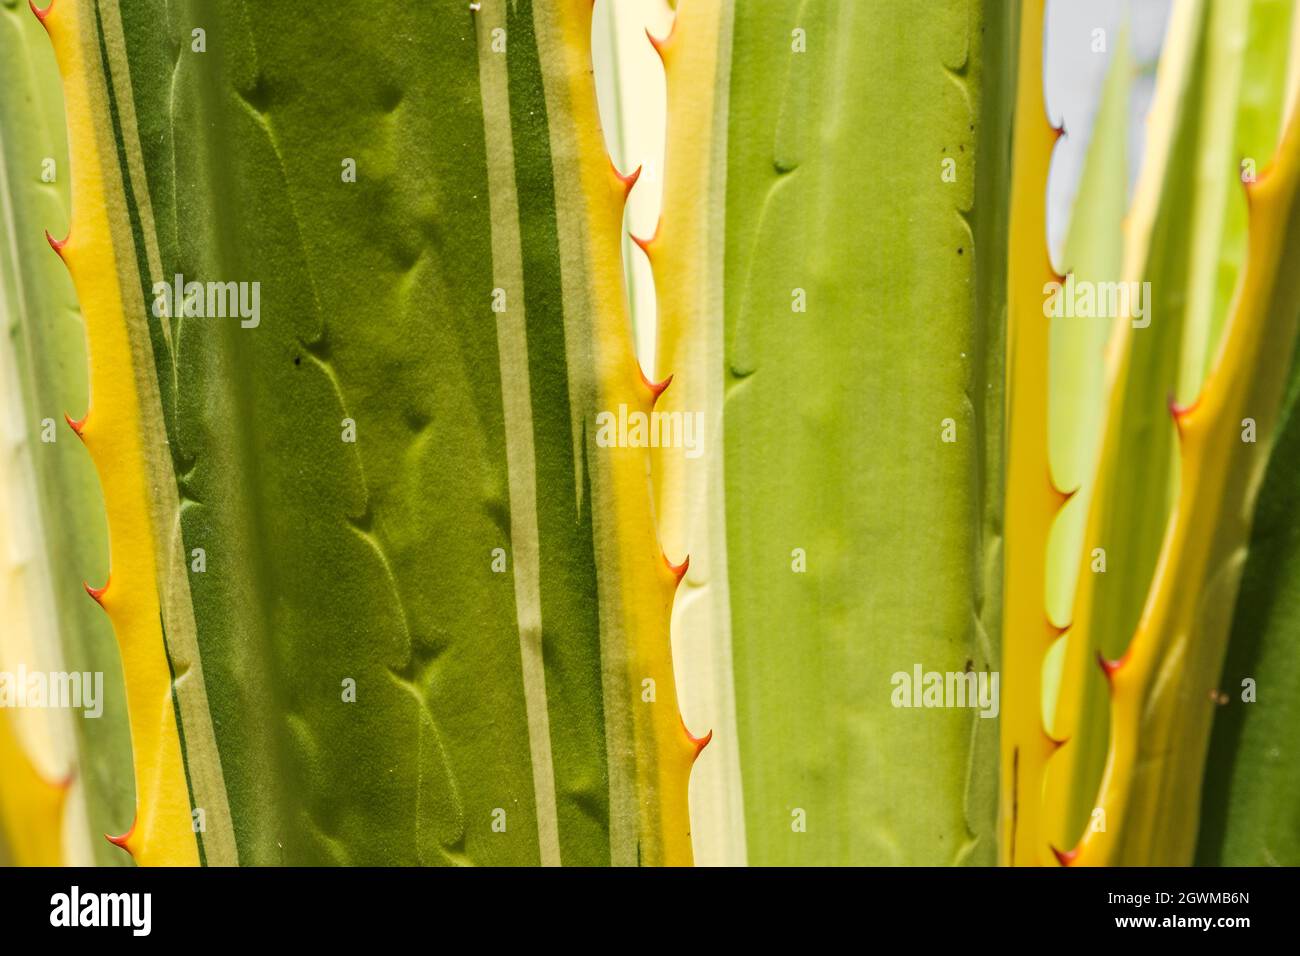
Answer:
[
  {"left": 0, "top": 0, "right": 1297, "bottom": 868},
  {"left": 1004, "top": 0, "right": 1300, "bottom": 866},
  {"left": 4, "top": 0, "right": 700, "bottom": 868}
]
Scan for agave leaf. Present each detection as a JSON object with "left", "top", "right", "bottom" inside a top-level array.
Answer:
[
  {"left": 1041, "top": 0, "right": 1300, "bottom": 866},
  {"left": 545, "top": 0, "right": 700, "bottom": 865},
  {"left": 642, "top": 0, "right": 746, "bottom": 867},
  {"left": 34, "top": 0, "right": 696, "bottom": 866},
  {"left": 1072, "top": 114, "right": 1300, "bottom": 865},
  {"left": 1013, "top": 0, "right": 1204, "bottom": 865},
  {"left": 1195, "top": 7, "right": 1300, "bottom": 869},
  {"left": 1000, "top": 0, "right": 1063, "bottom": 867},
  {"left": 0, "top": 0, "right": 132, "bottom": 865},
  {"left": 1180, "top": 0, "right": 1296, "bottom": 399},
  {"left": 649, "top": 0, "right": 1015, "bottom": 865},
  {"left": 1059, "top": 13, "right": 1300, "bottom": 865},
  {"left": 1195, "top": 329, "right": 1300, "bottom": 865},
  {"left": 1039, "top": 29, "right": 1132, "bottom": 853},
  {"left": 1046, "top": 0, "right": 1295, "bottom": 860}
]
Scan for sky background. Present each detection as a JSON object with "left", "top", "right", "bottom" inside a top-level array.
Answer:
[{"left": 1045, "top": 0, "right": 1173, "bottom": 260}]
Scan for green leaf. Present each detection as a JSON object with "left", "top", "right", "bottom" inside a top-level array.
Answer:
[
  {"left": 1196, "top": 331, "right": 1300, "bottom": 866},
  {"left": 709, "top": 0, "right": 1014, "bottom": 865},
  {"left": 36, "top": 0, "right": 696, "bottom": 866},
  {"left": 1056, "top": 0, "right": 1300, "bottom": 864},
  {"left": 1180, "top": 0, "right": 1296, "bottom": 399}
]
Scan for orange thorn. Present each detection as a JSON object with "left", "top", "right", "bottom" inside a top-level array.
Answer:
[
  {"left": 611, "top": 160, "right": 641, "bottom": 200},
  {"left": 29, "top": 0, "right": 53, "bottom": 26},
  {"left": 1051, "top": 844, "right": 1079, "bottom": 866},
  {"left": 1098, "top": 648, "right": 1128, "bottom": 681},
  {"left": 105, "top": 817, "right": 136, "bottom": 854},
  {"left": 1049, "top": 467, "right": 1079, "bottom": 509},
  {"left": 689, "top": 729, "right": 712, "bottom": 760},
  {"left": 64, "top": 411, "right": 86, "bottom": 439},
  {"left": 680, "top": 715, "right": 712, "bottom": 760},
  {"left": 1046, "top": 615, "right": 1071, "bottom": 639},
  {"left": 664, "top": 551, "right": 689, "bottom": 584},
  {"left": 640, "top": 367, "right": 673, "bottom": 404},
  {"left": 629, "top": 223, "right": 659, "bottom": 259},
  {"left": 1169, "top": 391, "right": 1200, "bottom": 435},
  {"left": 45, "top": 229, "right": 68, "bottom": 260},
  {"left": 84, "top": 577, "right": 108, "bottom": 607},
  {"left": 646, "top": 19, "right": 677, "bottom": 62}
]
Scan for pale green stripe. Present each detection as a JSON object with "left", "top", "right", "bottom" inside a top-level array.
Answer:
[
  {"left": 475, "top": 1, "right": 561, "bottom": 868},
  {"left": 530, "top": 0, "right": 639, "bottom": 868}
]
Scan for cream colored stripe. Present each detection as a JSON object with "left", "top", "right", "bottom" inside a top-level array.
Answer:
[
  {"left": 669, "top": 0, "right": 748, "bottom": 867},
  {"left": 475, "top": 2, "right": 561, "bottom": 868}
]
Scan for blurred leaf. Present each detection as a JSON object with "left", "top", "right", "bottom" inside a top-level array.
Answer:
[
  {"left": 1196, "top": 332, "right": 1300, "bottom": 866},
  {"left": 0, "top": 0, "right": 132, "bottom": 866},
  {"left": 1042, "top": 30, "right": 1131, "bottom": 853}
]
